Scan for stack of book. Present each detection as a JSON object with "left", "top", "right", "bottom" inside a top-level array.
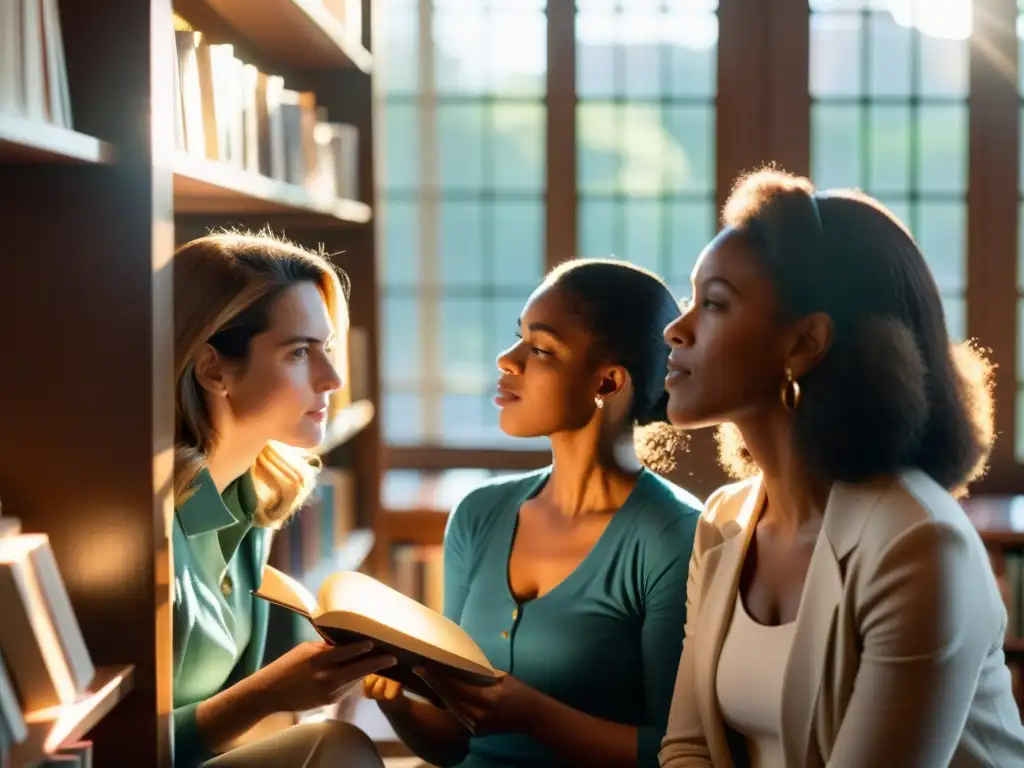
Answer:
[
  {"left": 0, "top": 0, "right": 72, "bottom": 128},
  {"left": 172, "top": 19, "right": 359, "bottom": 201},
  {"left": 0, "top": 531, "right": 96, "bottom": 767}
]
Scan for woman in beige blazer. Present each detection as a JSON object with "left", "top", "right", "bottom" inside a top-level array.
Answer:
[{"left": 658, "top": 168, "right": 1024, "bottom": 768}]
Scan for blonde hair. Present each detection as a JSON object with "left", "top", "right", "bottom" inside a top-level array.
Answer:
[{"left": 174, "top": 230, "right": 349, "bottom": 527}]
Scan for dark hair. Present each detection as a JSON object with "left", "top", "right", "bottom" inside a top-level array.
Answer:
[
  {"left": 545, "top": 259, "right": 688, "bottom": 471},
  {"left": 718, "top": 168, "right": 993, "bottom": 496}
]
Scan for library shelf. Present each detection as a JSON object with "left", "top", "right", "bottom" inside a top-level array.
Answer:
[
  {"left": 0, "top": 116, "right": 113, "bottom": 165},
  {"left": 173, "top": 153, "right": 372, "bottom": 224},
  {"left": 175, "top": 0, "right": 372, "bottom": 72},
  {"left": 316, "top": 399, "right": 375, "bottom": 457},
  {"left": 301, "top": 528, "right": 376, "bottom": 589},
  {"left": 9, "top": 664, "right": 135, "bottom": 767}
]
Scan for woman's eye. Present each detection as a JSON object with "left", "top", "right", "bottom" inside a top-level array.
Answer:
[
  {"left": 531, "top": 346, "right": 551, "bottom": 358},
  {"left": 290, "top": 346, "right": 310, "bottom": 359}
]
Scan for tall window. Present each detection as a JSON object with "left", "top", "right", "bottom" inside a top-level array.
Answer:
[
  {"left": 575, "top": 0, "right": 718, "bottom": 297},
  {"left": 379, "top": 0, "right": 547, "bottom": 448},
  {"left": 809, "top": 0, "right": 970, "bottom": 340}
]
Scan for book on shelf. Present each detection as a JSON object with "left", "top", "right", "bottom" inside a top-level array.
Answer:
[
  {"left": 253, "top": 565, "right": 499, "bottom": 708},
  {"left": 171, "top": 20, "right": 360, "bottom": 200},
  {"left": 0, "top": 534, "right": 95, "bottom": 712},
  {"left": 0, "top": 650, "right": 28, "bottom": 761},
  {"left": 272, "top": 467, "right": 358, "bottom": 578},
  {"left": 0, "top": 0, "right": 72, "bottom": 127},
  {"left": 392, "top": 545, "right": 444, "bottom": 614}
]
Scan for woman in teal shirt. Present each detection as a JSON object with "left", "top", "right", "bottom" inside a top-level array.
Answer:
[
  {"left": 365, "top": 260, "right": 701, "bottom": 767},
  {"left": 171, "top": 232, "right": 394, "bottom": 767}
]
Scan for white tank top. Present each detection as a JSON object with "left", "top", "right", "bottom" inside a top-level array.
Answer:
[{"left": 716, "top": 592, "right": 797, "bottom": 768}]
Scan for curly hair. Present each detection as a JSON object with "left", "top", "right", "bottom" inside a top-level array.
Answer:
[{"left": 715, "top": 168, "right": 993, "bottom": 497}]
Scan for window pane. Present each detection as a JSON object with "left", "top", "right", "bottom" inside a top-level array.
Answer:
[
  {"left": 918, "top": 29, "right": 969, "bottom": 97},
  {"left": 382, "top": 294, "right": 420, "bottom": 388},
  {"left": 490, "top": 103, "right": 545, "bottom": 191},
  {"left": 491, "top": 201, "right": 544, "bottom": 288},
  {"left": 579, "top": 198, "right": 619, "bottom": 258},
  {"left": 439, "top": 200, "right": 484, "bottom": 287},
  {"left": 433, "top": 6, "right": 487, "bottom": 95},
  {"left": 917, "top": 105, "right": 967, "bottom": 194},
  {"left": 382, "top": 392, "right": 425, "bottom": 445},
  {"left": 438, "top": 104, "right": 485, "bottom": 190},
  {"left": 385, "top": 102, "right": 419, "bottom": 190},
  {"left": 382, "top": 0, "right": 418, "bottom": 95},
  {"left": 668, "top": 200, "right": 715, "bottom": 287},
  {"left": 485, "top": 11, "right": 546, "bottom": 96},
  {"left": 578, "top": 103, "right": 623, "bottom": 195},
  {"left": 868, "top": 105, "right": 910, "bottom": 195},
  {"left": 664, "top": 105, "right": 715, "bottom": 194},
  {"left": 916, "top": 201, "right": 965, "bottom": 294},
  {"left": 622, "top": 198, "right": 664, "bottom": 274},
  {"left": 943, "top": 295, "right": 965, "bottom": 342},
  {"left": 439, "top": 394, "right": 491, "bottom": 444},
  {"left": 439, "top": 298, "right": 487, "bottom": 392},
  {"left": 809, "top": 14, "right": 862, "bottom": 97},
  {"left": 381, "top": 199, "right": 420, "bottom": 287},
  {"left": 868, "top": 11, "right": 911, "bottom": 97},
  {"left": 812, "top": 104, "right": 861, "bottom": 189}
]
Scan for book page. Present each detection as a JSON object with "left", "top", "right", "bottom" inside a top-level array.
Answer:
[
  {"left": 254, "top": 564, "right": 319, "bottom": 618},
  {"left": 317, "top": 571, "right": 496, "bottom": 677}
]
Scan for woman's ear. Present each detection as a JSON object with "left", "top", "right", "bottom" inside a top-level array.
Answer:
[
  {"left": 786, "top": 311, "right": 834, "bottom": 379},
  {"left": 596, "top": 365, "right": 629, "bottom": 401},
  {"left": 193, "top": 344, "right": 229, "bottom": 397}
]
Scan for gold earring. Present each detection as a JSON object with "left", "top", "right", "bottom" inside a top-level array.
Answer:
[
  {"left": 594, "top": 396, "right": 604, "bottom": 410},
  {"left": 780, "top": 367, "right": 801, "bottom": 411}
]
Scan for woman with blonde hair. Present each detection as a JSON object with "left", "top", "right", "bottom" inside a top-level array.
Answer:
[{"left": 171, "top": 231, "right": 393, "bottom": 768}]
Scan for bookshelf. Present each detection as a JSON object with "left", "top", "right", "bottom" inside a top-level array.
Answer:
[{"left": 0, "top": 0, "right": 380, "bottom": 764}]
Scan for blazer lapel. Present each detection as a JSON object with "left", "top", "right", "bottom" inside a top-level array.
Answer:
[
  {"left": 695, "top": 477, "right": 765, "bottom": 768},
  {"left": 780, "top": 479, "right": 880, "bottom": 768}
]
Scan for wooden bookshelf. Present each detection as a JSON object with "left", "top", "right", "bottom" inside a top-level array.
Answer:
[
  {"left": 315, "top": 399, "right": 376, "bottom": 456},
  {"left": 175, "top": 0, "right": 372, "bottom": 71},
  {"left": 174, "top": 154, "right": 371, "bottom": 223},
  {"left": 0, "top": 116, "right": 114, "bottom": 165},
  {"left": 0, "top": 0, "right": 381, "bottom": 763},
  {"left": 9, "top": 665, "right": 135, "bottom": 767}
]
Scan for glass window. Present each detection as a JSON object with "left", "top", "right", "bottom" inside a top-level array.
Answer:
[
  {"left": 378, "top": 0, "right": 547, "bottom": 447},
  {"left": 810, "top": 0, "right": 969, "bottom": 342},
  {"left": 576, "top": 0, "right": 718, "bottom": 293}
]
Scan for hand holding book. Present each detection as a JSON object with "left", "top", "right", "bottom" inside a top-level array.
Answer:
[
  {"left": 251, "top": 640, "right": 395, "bottom": 714},
  {"left": 412, "top": 666, "right": 533, "bottom": 736},
  {"left": 253, "top": 565, "right": 501, "bottom": 708}
]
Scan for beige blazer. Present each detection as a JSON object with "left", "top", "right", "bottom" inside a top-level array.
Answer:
[{"left": 659, "top": 469, "right": 1024, "bottom": 768}]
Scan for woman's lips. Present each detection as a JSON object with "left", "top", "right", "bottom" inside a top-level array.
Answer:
[{"left": 494, "top": 384, "right": 520, "bottom": 407}]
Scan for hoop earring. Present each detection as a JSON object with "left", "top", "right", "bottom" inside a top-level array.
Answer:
[
  {"left": 594, "top": 396, "right": 604, "bottom": 410},
  {"left": 780, "top": 367, "right": 801, "bottom": 412}
]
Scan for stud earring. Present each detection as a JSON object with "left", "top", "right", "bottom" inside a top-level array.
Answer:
[{"left": 594, "top": 396, "right": 604, "bottom": 410}]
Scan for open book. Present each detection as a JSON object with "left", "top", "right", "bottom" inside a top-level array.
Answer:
[{"left": 253, "top": 565, "right": 499, "bottom": 707}]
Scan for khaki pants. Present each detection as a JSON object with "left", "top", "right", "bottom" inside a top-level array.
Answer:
[{"left": 202, "top": 721, "right": 384, "bottom": 768}]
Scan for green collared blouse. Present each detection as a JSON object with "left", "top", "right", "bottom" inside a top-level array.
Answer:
[{"left": 172, "top": 469, "right": 274, "bottom": 768}]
